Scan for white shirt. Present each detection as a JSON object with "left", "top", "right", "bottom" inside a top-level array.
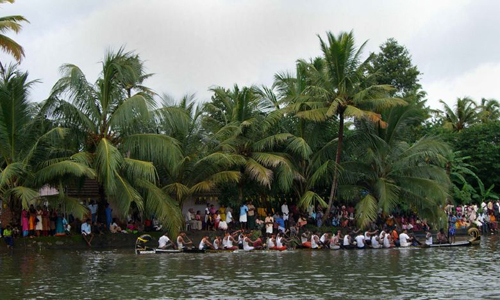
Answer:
[
  {"left": 355, "top": 235, "right": 365, "bottom": 248},
  {"left": 243, "top": 238, "right": 253, "bottom": 251},
  {"left": 399, "top": 233, "right": 411, "bottom": 247},
  {"left": 199, "top": 239, "right": 207, "bottom": 250},
  {"left": 383, "top": 234, "right": 390, "bottom": 248},
  {"left": 343, "top": 235, "right": 350, "bottom": 246},
  {"left": 218, "top": 221, "right": 228, "bottom": 231},
  {"left": 88, "top": 204, "right": 98, "bottom": 214},
  {"left": 177, "top": 236, "right": 184, "bottom": 249},
  {"left": 225, "top": 236, "right": 233, "bottom": 248},
  {"left": 267, "top": 238, "right": 275, "bottom": 248},
  {"left": 281, "top": 204, "right": 289, "bottom": 215},
  {"left": 425, "top": 233, "right": 433, "bottom": 246},
  {"left": 213, "top": 239, "right": 219, "bottom": 250},
  {"left": 371, "top": 236, "right": 381, "bottom": 248},
  {"left": 320, "top": 234, "right": 328, "bottom": 243},
  {"left": 276, "top": 237, "right": 283, "bottom": 248},
  {"left": 158, "top": 236, "right": 170, "bottom": 248},
  {"left": 311, "top": 235, "right": 319, "bottom": 249},
  {"left": 226, "top": 211, "right": 233, "bottom": 223}
]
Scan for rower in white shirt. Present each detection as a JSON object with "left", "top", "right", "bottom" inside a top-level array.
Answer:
[
  {"left": 311, "top": 232, "right": 320, "bottom": 249},
  {"left": 399, "top": 230, "right": 412, "bottom": 247},
  {"left": 371, "top": 235, "right": 381, "bottom": 249},
  {"left": 158, "top": 233, "right": 175, "bottom": 249},
  {"left": 355, "top": 233, "right": 365, "bottom": 249},
  {"left": 425, "top": 231, "right": 433, "bottom": 246}
]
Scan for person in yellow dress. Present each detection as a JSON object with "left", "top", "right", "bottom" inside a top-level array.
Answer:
[{"left": 219, "top": 205, "right": 226, "bottom": 223}]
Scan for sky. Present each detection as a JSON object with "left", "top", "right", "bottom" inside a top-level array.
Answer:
[{"left": 1, "top": 0, "right": 499, "bottom": 109}]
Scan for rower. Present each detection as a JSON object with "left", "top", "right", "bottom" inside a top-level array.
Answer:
[
  {"left": 425, "top": 231, "right": 433, "bottom": 246},
  {"left": 355, "top": 232, "right": 365, "bottom": 249},
  {"left": 158, "top": 232, "right": 175, "bottom": 249},
  {"left": 437, "top": 228, "right": 447, "bottom": 244},
  {"left": 267, "top": 234, "right": 276, "bottom": 249},
  {"left": 382, "top": 230, "right": 391, "bottom": 248},
  {"left": 223, "top": 231, "right": 238, "bottom": 250},
  {"left": 177, "top": 232, "right": 193, "bottom": 250},
  {"left": 319, "top": 233, "right": 330, "bottom": 248},
  {"left": 398, "top": 229, "right": 412, "bottom": 247},
  {"left": 243, "top": 233, "right": 255, "bottom": 251},
  {"left": 252, "top": 236, "right": 264, "bottom": 250},
  {"left": 343, "top": 233, "right": 352, "bottom": 248},
  {"left": 371, "top": 234, "right": 381, "bottom": 249},
  {"left": 275, "top": 232, "right": 287, "bottom": 250},
  {"left": 311, "top": 232, "right": 320, "bottom": 249},
  {"left": 213, "top": 236, "right": 222, "bottom": 250},
  {"left": 364, "top": 229, "right": 378, "bottom": 247},
  {"left": 199, "top": 236, "right": 214, "bottom": 250},
  {"left": 330, "top": 230, "right": 342, "bottom": 249},
  {"left": 238, "top": 232, "right": 245, "bottom": 249}
]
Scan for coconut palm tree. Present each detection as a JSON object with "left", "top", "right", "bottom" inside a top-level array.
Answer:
[
  {"left": 0, "top": 65, "right": 94, "bottom": 219},
  {"left": 263, "top": 64, "right": 340, "bottom": 209},
  {"left": 0, "top": 0, "right": 29, "bottom": 63},
  {"left": 439, "top": 97, "right": 478, "bottom": 132},
  {"left": 478, "top": 98, "right": 500, "bottom": 123},
  {"left": 290, "top": 31, "right": 406, "bottom": 219},
  {"left": 153, "top": 94, "right": 241, "bottom": 205},
  {"left": 342, "top": 104, "right": 451, "bottom": 228},
  {"left": 43, "top": 49, "right": 183, "bottom": 235},
  {"left": 201, "top": 85, "right": 298, "bottom": 203}
]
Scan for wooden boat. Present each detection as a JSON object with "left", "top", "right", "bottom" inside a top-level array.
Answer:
[
  {"left": 135, "top": 229, "right": 482, "bottom": 254},
  {"left": 426, "top": 240, "right": 474, "bottom": 248},
  {"left": 136, "top": 248, "right": 206, "bottom": 255}
]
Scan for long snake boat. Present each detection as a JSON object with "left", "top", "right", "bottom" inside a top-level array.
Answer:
[{"left": 135, "top": 228, "right": 481, "bottom": 255}]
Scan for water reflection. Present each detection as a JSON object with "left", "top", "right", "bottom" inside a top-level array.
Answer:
[{"left": 0, "top": 238, "right": 499, "bottom": 299}]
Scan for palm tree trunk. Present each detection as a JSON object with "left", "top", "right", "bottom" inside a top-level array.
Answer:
[
  {"left": 323, "top": 111, "right": 344, "bottom": 221},
  {"left": 238, "top": 181, "right": 244, "bottom": 204}
]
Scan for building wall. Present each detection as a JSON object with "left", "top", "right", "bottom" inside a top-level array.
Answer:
[{"left": 181, "top": 196, "right": 221, "bottom": 216}]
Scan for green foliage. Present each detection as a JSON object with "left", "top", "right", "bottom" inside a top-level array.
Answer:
[
  {"left": 0, "top": 65, "right": 91, "bottom": 216},
  {"left": 368, "top": 38, "right": 422, "bottom": 96},
  {"left": 450, "top": 122, "right": 500, "bottom": 195},
  {"left": 7, "top": 29, "right": 496, "bottom": 234},
  {"left": 0, "top": 1, "right": 28, "bottom": 62},
  {"left": 439, "top": 97, "right": 478, "bottom": 132}
]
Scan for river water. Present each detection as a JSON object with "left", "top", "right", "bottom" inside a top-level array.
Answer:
[{"left": 1, "top": 236, "right": 499, "bottom": 299}]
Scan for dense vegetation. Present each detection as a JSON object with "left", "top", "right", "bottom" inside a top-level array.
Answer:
[{"left": 0, "top": 2, "right": 498, "bottom": 235}]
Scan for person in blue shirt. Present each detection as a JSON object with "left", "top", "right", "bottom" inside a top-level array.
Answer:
[
  {"left": 239, "top": 203, "right": 249, "bottom": 230},
  {"left": 105, "top": 203, "right": 112, "bottom": 230},
  {"left": 275, "top": 214, "right": 285, "bottom": 232},
  {"left": 81, "top": 218, "right": 94, "bottom": 246}
]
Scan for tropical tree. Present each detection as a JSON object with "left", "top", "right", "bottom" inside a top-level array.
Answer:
[
  {"left": 368, "top": 38, "right": 422, "bottom": 97},
  {"left": 201, "top": 84, "right": 298, "bottom": 204},
  {"left": 0, "top": 0, "right": 29, "bottom": 63},
  {"left": 478, "top": 98, "right": 500, "bottom": 123},
  {"left": 290, "top": 31, "right": 405, "bottom": 219},
  {"left": 342, "top": 105, "right": 451, "bottom": 228},
  {"left": 43, "top": 49, "right": 183, "bottom": 235},
  {"left": 267, "top": 63, "right": 340, "bottom": 209},
  {"left": 439, "top": 97, "right": 477, "bottom": 132},
  {"left": 0, "top": 65, "right": 93, "bottom": 219},
  {"left": 153, "top": 94, "right": 241, "bottom": 206}
]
